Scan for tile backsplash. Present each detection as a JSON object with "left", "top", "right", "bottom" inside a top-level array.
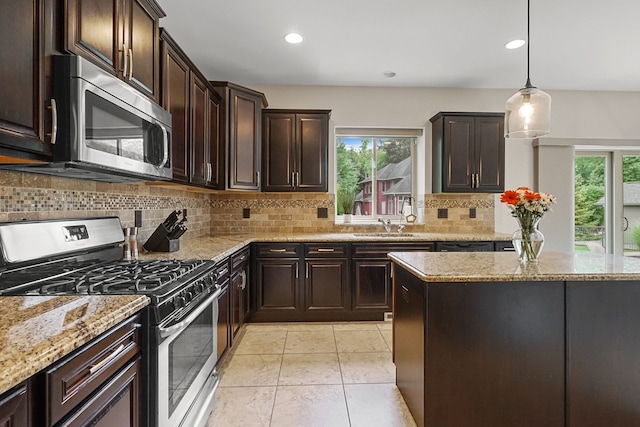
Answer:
[{"left": 0, "top": 170, "right": 496, "bottom": 240}]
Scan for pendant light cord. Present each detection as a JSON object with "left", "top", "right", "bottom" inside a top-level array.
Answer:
[{"left": 525, "top": 0, "right": 533, "bottom": 88}]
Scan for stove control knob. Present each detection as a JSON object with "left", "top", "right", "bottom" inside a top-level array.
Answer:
[
  {"left": 174, "top": 296, "right": 186, "bottom": 308},
  {"left": 195, "top": 282, "right": 205, "bottom": 293},
  {"left": 184, "top": 291, "right": 194, "bottom": 302}
]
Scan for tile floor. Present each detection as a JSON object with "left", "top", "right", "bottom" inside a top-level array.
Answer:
[{"left": 206, "top": 322, "right": 417, "bottom": 427}]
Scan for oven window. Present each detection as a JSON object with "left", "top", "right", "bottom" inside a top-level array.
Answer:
[
  {"left": 167, "top": 305, "right": 214, "bottom": 415},
  {"left": 84, "top": 91, "right": 166, "bottom": 165}
]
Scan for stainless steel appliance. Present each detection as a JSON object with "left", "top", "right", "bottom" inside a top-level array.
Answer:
[
  {"left": 0, "top": 217, "right": 220, "bottom": 427},
  {"left": 0, "top": 55, "right": 172, "bottom": 182}
]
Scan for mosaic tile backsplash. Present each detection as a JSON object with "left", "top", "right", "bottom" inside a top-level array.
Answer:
[{"left": 0, "top": 170, "right": 495, "bottom": 241}]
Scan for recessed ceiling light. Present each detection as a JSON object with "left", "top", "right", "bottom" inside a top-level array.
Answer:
[
  {"left": 382, "top": 71, "right": 396, "bottom": 78},
  {"left": 284, "top": 33, "right": 303, "bottom": 44},
  {"left": 505, "top": 39, "right": 526, "bottom": 49}
]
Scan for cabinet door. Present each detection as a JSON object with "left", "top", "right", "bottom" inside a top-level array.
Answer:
[
  {"left": 253, "top": 258, "right": 300, "bottom": 321},
  {"left": 0, "top": 383, "right": 29, "bottom": 427},
  {"left": 567, "top": 281, "right": 640, "bottom": 427},
  {"left": 304, "top": 259, "right": 348, "bottom": 313},
  {"left": 352, "top": 259, "right": 392, "bottom": 311},
  {"left": 206, "top": 91, "right": 224, "bottom": 189},
  {"left": 216, "top": 281, "right": 229, "bottom": 363},
  {"left": 262, "top": 112, "right": 295, "bottom": 191},
  {"left": 123, "top": 0, "right": 159, "bottom": 100},
  {"left": 475, "top": 116, "right": 504, "bottom": 192},
  {"left": 161, "top": 37, "right": 190, "bottom": 182},
  {"left": 66, "top": 0, "right": 121, "bottom": 75},
  {"left": 393, "top": 267, "right": 425, "bottom": 427},
  {"left": 296, "top": 113, "right": 328, "bottom": 191},
  {"left": 228, "top": 88, "right": 261, "bottom": 190},
  {"left": 442, "top": 116, "right": 474, "bottom": 192},
  {"left": 189, "top": 73, "right": 208, "bottom": 186},
  {"left": 0, "top": 0, "right": 53, "bottom": 158}
]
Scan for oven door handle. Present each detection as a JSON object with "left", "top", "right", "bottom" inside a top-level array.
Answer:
[{"left": 158, "top": 288, "right": 221, "bottom": 339}]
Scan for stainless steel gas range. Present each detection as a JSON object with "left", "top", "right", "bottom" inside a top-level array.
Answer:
[{"left": 0, "top": 216, "right": 220, "bottom": 427}]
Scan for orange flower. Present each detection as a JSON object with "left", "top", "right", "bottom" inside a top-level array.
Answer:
[
  {"left": 500, "top": 190, "right": 520, "bottom": 205},
  {"left": 524, "top": 190, "right": 541, "bottom": 201},
  {"left": 516, "top": 186, "right": 530, "bottom": 191}
]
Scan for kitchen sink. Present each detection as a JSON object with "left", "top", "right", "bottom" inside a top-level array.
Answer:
[{"left": 353, "top": 233, "right": 415, "bottom": 237}]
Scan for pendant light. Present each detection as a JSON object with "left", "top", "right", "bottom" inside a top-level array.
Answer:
[{"left": 505, "top": 0, "right": 551, "bottom": 139}]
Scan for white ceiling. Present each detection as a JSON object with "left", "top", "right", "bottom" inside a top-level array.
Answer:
[{"left": 156, "top": 0, "right": 640, "bottom": 92}]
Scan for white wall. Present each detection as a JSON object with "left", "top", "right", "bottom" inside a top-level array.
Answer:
[{"left": 253, "top": 84, "right": 640, "bottom": 243}]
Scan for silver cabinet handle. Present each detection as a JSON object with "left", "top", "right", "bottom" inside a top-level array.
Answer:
[
  {"left": 291, "top": 172, "right": 295, "bottom": 188},
  {"left": 256, "top": 171, "right": 261, "bottom": 188},
  {"left": 47, "top": 98, "right": 57, "bottom": 145},
  {"left": 296, "top": 171, "right": 300, "bottom": 187},
  {"left": 240, "top": 270, "right": 247, "bottom": 290},
  {"left": 317, "top": 248, "right": 335, "bottom": 252},
  {"left": 128, "top": 48, "right": 133, "bottom": 80},
  {"left": 89, "top": 343, "right": 125, "bottom": 375},
  {"left": 295, "top": 262, "right": 298, "bottom": 279},
  {"left": 269, "top": 248, "right": 287, "bottom": 253},
  {"left": 207, "top": 163, "right": 212, "bottom": 182}
]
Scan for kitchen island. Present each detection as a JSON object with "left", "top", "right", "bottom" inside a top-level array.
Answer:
[{"left": 389, "top": 251, "right": 640, "bottom": 427}]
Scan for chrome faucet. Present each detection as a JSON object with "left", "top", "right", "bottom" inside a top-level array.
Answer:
[{"left": 378, "top": 217, "right": 392, "bottom": 233}]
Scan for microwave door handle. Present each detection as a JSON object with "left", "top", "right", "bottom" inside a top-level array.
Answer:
[{"left": 158, "top": 124, "right": 169, "bottom": 168}]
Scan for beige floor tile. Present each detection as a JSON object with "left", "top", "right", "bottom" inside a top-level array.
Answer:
[
  {"left": 332, "top": 322, "right": 379, "bottom": 331},
  {"left": 207, "top": 386, "right": 276, "bottom": 427},
  {"left": 219, "top": 354, "right": 282, "bottom": 387},
  {"left": 377, "top": 322, "right": 393, "bottom": 331},
  {"left": 244, "top": 323, "right": 289, "bottom": 332},
  {"left": 284, "top": 330, "right": 337, "bottom": 353},
  {"left": 344, "top": 383, "right": 417, "bottom": 427},
  {"left": 339, "top": 352, "right": 396, "bottom": 384},
  {"left": 279, "top": 353, "right": 342, "bottom": 385},
  {"left": 233, "top": 330, "right": 286, "bottom": 354},
  {"left": 286, "top": 323, "right": 334, "bottom": 332},
  {"left": 334, "top": 330, "right": 389, "bottom": 353},
  {"left": 380, "top": 329, "right": 393, "bottom": 351},
  {"left": 270, "top": 385, "right": 350, "bottom": 427}
]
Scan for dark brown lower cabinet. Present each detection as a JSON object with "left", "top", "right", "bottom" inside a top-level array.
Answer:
[
  {"left": 0, "top": 383, "right": 30, "bottom": 427},
  {"left": 252, "top": 250, "right": 301, "bottom": 321},
  {"left": 304, "top": 258, "right": 349, "bottom": 313},
  {"left": 567, "top": 281, "right": 640, "bottom": 427},
  {"left": 392, "top": 265, "right": 565, "bottom": 427}
]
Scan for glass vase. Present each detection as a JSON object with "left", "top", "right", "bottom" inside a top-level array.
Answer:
[{"left": 511, "top": 216, "right": 545, "bottom": 263}]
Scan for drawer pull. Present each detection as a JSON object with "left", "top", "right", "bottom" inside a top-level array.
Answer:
[
  {"left": 89, "top": 344, "right": 125, "bottom": 375},
  {"left": 269, "top": 248, "right": 287, "bottom": 253},
  {"left": 317, "top": 248, "right": 335, "bottom": 252}
]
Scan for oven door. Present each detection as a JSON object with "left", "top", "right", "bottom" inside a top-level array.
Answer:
[{"left": 156, "top": 290, "right": 219, "bottom": 427}]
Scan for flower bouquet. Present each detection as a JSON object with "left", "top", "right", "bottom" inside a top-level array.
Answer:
[{"left": 500, "top": 187, "right": 556, "bottom": 262}]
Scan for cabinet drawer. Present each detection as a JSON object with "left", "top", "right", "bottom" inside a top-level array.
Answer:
[
  {"left": 305, "top": 243, "right": 348, "bottom": 257},
  {"left": 254, "top": 243, "right": 301, "bottom": 257},
  {"left": 216, "top": 258, "right": 230, "bottom": 281},
  {"left": 46, "top": 315, "right": 141, "bottom": 426},
  {"left": 352, "top": 243, "right": 434, "bottom": 258},
  {"left": 231, "top": 247, "right": 250, "bottom": 270}
]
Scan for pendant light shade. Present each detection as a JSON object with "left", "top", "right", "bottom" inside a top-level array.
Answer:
[{"left": 505, "top": 0, "right": 551, "bottom": 139}]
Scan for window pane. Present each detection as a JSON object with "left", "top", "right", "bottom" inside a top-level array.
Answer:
[
  {"left": 574, "top": 155, "right": 606, "bottom": 253},
  {"left": 623, "top": 155, "right": 640, "bottom": 256},
  {"left": 336, "top": 136, "right": 413, "bottom": 221}
]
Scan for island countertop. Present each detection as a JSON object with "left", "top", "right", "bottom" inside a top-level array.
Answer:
[{"left": 388, "top": 251, "right": 640, "bottom": 282}]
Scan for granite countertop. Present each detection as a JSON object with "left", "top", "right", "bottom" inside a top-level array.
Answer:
[
  {"left": 0, "top": 295, "right": 148, "bottom": 395},
  {"left": 389, "top": 251, "right": 640, "bottom": 282},
  {"left": 138, "top": 232, "right": 512, "bottom": 261}
]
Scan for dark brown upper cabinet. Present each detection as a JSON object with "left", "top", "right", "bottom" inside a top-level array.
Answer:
[
  {"left": 431, "top": 112, "right": 505, "bottom": 193},
  {"left": 66, "top": 0, "right": 164, "bottom": 102},
  {"left": 262, "top": 109, "right": 331, "bottom": 192},
  {"left": 211, "top": 82, "right": 267, "bottom": 191},
  {"left": 160, "top": 29, "right": 222, "bottom": 188},
  {"left": 0, "top": 0, "right": 55, "bottom": 161}
]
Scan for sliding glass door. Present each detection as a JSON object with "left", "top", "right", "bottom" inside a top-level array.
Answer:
[{"left": 575, "top": 151, "right": 640, "bottom": 256}]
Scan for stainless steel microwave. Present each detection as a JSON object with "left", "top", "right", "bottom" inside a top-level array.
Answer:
[{"left": 2, "top": 55, "right": 172, "bottom": 182}]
